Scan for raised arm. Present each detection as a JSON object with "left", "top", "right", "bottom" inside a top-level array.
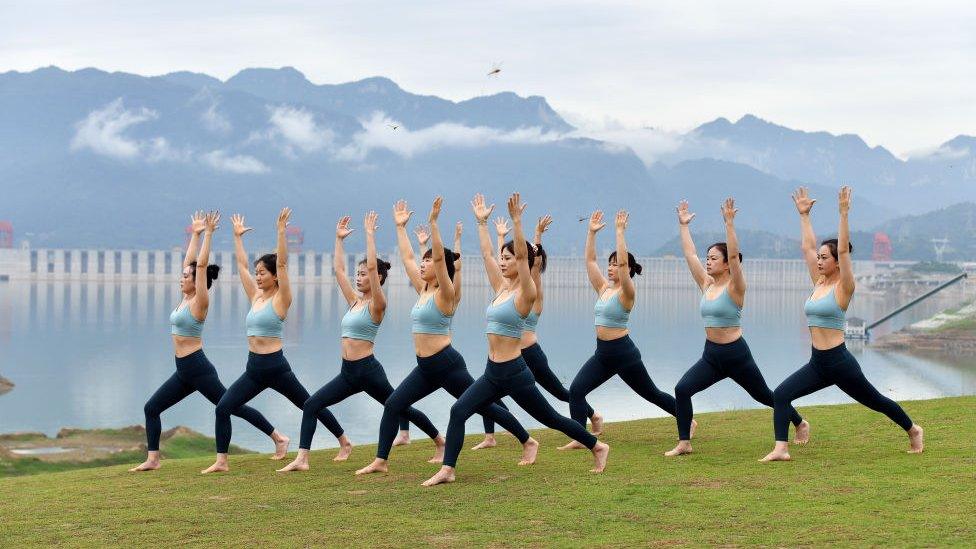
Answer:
[
  {"left": 393, "top": 200, "right": 424, "bottom": 294},
  {"left": 532, "top": 215, "right": 552, "bottom": 313},
  {"left": 792, "top": 187, "right": 820, "bottom": 284},
  {"left": 494, "top": 217, "right": 510, "bottom": 258},
  {"left": 231, "top": 214, "right": 258, "bottom": 302},
  {"left": 471, "top": 193, "right": 504, "bottom": 292},
  {"left": 364, "top": 211, "right": 387, "bottom": 321},
  {"left": 333, "top": 216, "right": 358, "bottom": 306},
  {"left": 585, "top": 210, "right": 609, "bottom": 294},
  {"left": 428, "top": 196, "right": 456, "bottom": 311},
  {"left": 191, "top": 210, "right": 219, "bottom": 321},
  {"left": 614, "top": 210, "right": 636, "bottom": 308},
  {"left": 184, "top": 210, "right": 206, "bottom": 268},
  {"left": 836, "top": 186, "right": 855, "bottom": 309},
  {"left": 677, "top": 200, "right": 708, "bottom": 291},
  {"left": 453, "top": 221, "right": 463, "bottom": 306},
  {"left": 414, "top": 224, "right": 430, "bottom": 255},
  {"left": 721, "top": 198, "right": 746, "bottom": 306},
  {"left": 508, "top": 193, "right": 536, "bottom": 316},
  {"left": 273, "top": 207, "right": 292, "bottom": 317}
]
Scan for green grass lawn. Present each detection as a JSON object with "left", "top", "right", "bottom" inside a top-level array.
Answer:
[{"left": 2, "top": 397, "right": 973, "bottom": 547}]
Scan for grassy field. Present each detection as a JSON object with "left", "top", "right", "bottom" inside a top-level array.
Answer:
[{"left": 1, "top": 397, "right": 973, "bottom": 547}]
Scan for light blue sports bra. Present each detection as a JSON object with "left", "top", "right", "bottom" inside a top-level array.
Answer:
[
  {"left": 170, "top": 303, "right": 203, "bottom": 338},
  {"left": 523, "top": 310, "right": 540, "bottom": 333},
  {"left": 486, "top": 292, "right": 527, "bottom": 338},
  {"left": 246, "top": 301, "right": 285, "bottom": 338},
  {"left": 700, "top": 286, "right": 742, "bottom": 328},
  {"left": 804, "top": 285, "right": 846, "bottom": 331},
  {"left": 594, "top": 291, "right": 630, "bottom": 328},
  {"left": 411, "top": 294, "right": 453, "bottom": 335},
  {"left": 341, "top": 302, "right": 380, "bottom": 342}
]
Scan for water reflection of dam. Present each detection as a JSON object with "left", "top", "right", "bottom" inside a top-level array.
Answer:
[{"left": 1, "top": 247, "right": 882, "bottom": 289}]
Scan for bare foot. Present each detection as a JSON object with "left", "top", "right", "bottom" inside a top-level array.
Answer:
[
  {"left": 664, "top": 440, "right": 693, "bottom": 457},
  {"left": 590, "top": 442, "right": 610, "bottom": 473},
  {"left": 471, "top": 434, "right": 497, "bottom": 450},
  {"left": 558, "top": 440, "right": 587, "bottom": 451},
  {"left": 333, "top": 436, "right": 353, "bottom": 462},
  {"left": 392, "top": 430, "right": 411, "bottom": 447},
  {"left": 271, "top": 431, "right": 290, "bottom": 460},
  {"left": 428, "top": 436, "right": 446, "bottom": 464},
  {"left": 355, "top": 458, "right": 389, "bottom": 475},
  {"left": 128, "top": 459, "right": 160, "bottom": 472},
  {"left": 759, "top": 442, "right": 791, "bottom": 462},
  {"left": 794, "top": 420, "right": 811, "bottom": 445},
  {"left": 908, "top": 424, "right": 924, "bottom": 454},
  {"left": 518, "top": 437, "right": 539, "bottom": 466},
  {"left": 201, "top": 456, "right": 229, "bottom": 474},
  {"left": 422, "top": 466, "right": 456, "bottom": 487},
  {"left": 590, "top": 411, "right": 604, "bottom": 436},
  {"left": 690, "top": 419, "right": 698, "bottom": 439},
  {"left": 277, "top": 449, "right": 309, "bottom": 472}
]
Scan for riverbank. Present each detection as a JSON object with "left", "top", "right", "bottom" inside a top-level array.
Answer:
[
  {"left": 0, "top": 426, "right": 250, "bottom": 477},
  {"left": 1, "top": 396, "right": 971, "bottom": 547},
  {"left": 873, "top": 300, "right": 976, "bottom": 354}
]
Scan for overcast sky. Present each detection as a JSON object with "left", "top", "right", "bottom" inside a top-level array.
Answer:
[{"left": 1, "top": 0, "right": 973, "bottom": 156}]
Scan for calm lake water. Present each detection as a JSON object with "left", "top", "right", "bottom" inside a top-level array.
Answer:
[{"left": 1, "top": 280, "right": 973, "bottom": 452}]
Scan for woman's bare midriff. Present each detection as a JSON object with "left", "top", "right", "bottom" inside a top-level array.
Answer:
[
  {"left": 809, "top": 326, "right": 845, "bottom": 350},
  {"left": 414, "top": 333, "right": 453, "bottom": 358},
  {"left": 248, "top": 335, "right": 283, "bottom": 354},
  {"left": 487, "top": 333, "right": 524, "bottom": 362},
  {"left": 342, "top": 338, "right": 375, "bottom": 361},
  {"left": 705, "top": 326, "right": 743, "bottom": 345},
  {"left": 520, "top": 330, "right": 538, "bottom": 349},
  {"left": 596, "top": 326, "right": 629, "bottom": 341},
  {"left": 172, "top": 335, "right": 203, "bottom": 358}
]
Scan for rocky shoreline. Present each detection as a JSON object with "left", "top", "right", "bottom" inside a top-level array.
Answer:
[{"left": 872, "top": 301, "right": 976, "bottom": 354}]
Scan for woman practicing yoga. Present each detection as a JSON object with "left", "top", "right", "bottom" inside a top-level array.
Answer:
[
  {"left": 666, "top": 198, "right": 808, "bottom": 457},
  {"left": 761, "top": 187, "right": 923, "bottom": 462},
  {"left": 355, "top": 197, "right": 532, "bottom": 476},
  {"left": 131, "top": 211, "right": 287, "bottom": 471},
  {"left": 277, "top": 212, "right": 441, "bottom": 472},
  {"left": 474, "top": 213, "right": 603, "bottom": 449},
  {"left": 561, "top": 209, "right": 678, "bottom": 451},
  {"left": 202, "top": 208, "right": 350, "bottom": 474},
  {"left": 422, "top": 193, "right": 609, "bottom": 487}
]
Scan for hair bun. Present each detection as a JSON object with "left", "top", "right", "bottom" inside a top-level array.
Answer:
[
  {"left": 378, "top": 259, "right": 392, "bottom": 271},
  {"left": 453, "top": 252, "right": 461, "bottom": 261},
  {"left": 633, "top": 263, "right": 644, "bottom": 276},
  {"left": 207, "top": 264, "right": 221, "bottom": 280}
]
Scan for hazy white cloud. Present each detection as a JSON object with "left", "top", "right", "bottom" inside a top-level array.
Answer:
[
  {"left": 195, "top": 90, "right": 232, "bottom": 134},
  {"left": 563, "top": 112, "right": 687, "bottom": 166},
  {"left": 70, "top": 98, "right": 157, "bottom": 159},
  {"left": 201, "top": 149, "right": 269, "bottom": 174},
  {"left": 266, "top": 105, "right": 335, "bottom": 155},
  {"left": 337, "top": 112, "right": 564, "bottom": 160}
]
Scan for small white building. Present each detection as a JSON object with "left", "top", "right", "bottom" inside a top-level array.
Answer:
[{"left": 845, "top": 317, "right": 867, "bottom": 339}]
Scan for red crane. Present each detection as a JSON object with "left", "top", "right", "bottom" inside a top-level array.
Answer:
[
  {"left": 0, "top": 221, "right": 13, "bottom": 248},
  {"left": 872, "top": 232, "right": 892, "bottom": 261}
]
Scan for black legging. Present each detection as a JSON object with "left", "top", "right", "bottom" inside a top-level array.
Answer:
[
  {"left": 215, "top": 350, "right": 343, "bottom": 453},
  {"left": 484, "top": 342, "right": 594, "bottom": 434},
  {"left": 444, "top": 356, "right": 598, "bottom": 468},
  {"left": 674, "top": 337, "right": 803, "bottom": 440},
  {"left": 300, "top": 355, "right": 440, "bottom": 449},
  {"left": 772, "top": 343, "right": 913, "bottom": 441},
  {"left": 570, "top": 335, "right": 676, "bottom": 426},
  {"left": 143, "top": 349, "right": 274, "bottom": 451},
  {"left": 375, "top": 345, "right": 528, "bottom": 460}
]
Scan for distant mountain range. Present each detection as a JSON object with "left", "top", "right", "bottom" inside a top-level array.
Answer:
[{"left": 0, "top": 66, "right": 973, "bottom": 259}]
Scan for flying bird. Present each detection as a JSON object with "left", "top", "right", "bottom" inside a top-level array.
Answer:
[
  {"left": 487, "top": 62, "right": 502, "bottom": 77},
  {"left": 387, "top": 124, "right": 399, "bottom": 131}
]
